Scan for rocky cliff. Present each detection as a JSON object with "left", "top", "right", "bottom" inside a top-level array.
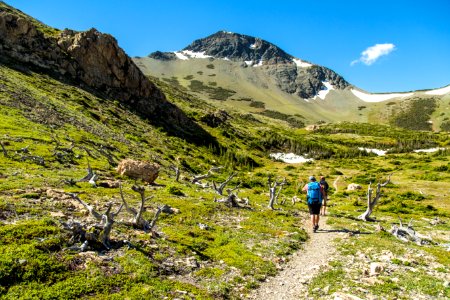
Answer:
[
  {"left": 0, "top": 3, "right": 213, "bottom": 144},
  {"left": 149, "top": 31, "right": 351, "bottom": 99}
]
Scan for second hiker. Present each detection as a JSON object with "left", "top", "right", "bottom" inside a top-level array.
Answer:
[{"left": 319, "top": 176, "right": 329, "bottom": 215}]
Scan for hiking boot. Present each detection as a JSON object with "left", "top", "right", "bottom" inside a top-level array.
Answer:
[
  {"left": 314, "top": 224, "right": 319, "bottom": 231},
  {"left": 313, "top": 226, "right": 317, "bottom": 232}
]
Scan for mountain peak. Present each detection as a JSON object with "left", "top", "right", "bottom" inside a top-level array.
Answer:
[{"left": 183, "top": 31, "right": 294, "bottom": 65}]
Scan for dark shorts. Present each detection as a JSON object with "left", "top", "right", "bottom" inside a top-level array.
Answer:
[{"left": 308, "top": 202, "right": 322, "bottom": 215}]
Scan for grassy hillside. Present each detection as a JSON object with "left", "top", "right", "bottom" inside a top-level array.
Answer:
[
  {"left": 135, "top": 57, "right": 450, "bottom": 131},
  {"left": 1, "top": 59, "right": 449, "bottom": 299}
]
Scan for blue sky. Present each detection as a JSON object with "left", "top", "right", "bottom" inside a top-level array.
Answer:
[{"left": 5, "top": 0, "right": 450, "bottom": 93}]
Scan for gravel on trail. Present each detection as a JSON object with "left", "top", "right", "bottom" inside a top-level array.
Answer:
[{"left": 247, "top": 214, "right": 340, "bottom": 299}]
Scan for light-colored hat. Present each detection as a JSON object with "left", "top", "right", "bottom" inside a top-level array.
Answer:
[{"left": 309, "top": 176, "right": 316, "bottom": 181}]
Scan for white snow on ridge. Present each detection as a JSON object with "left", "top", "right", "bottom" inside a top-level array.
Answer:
[
  {"left": 425, "top": 85, "right": 450, "bottom": 95},
  {"left": 245, "top": 60, "right": 253, "bottom": 66},
  {"left": 174, "top": 51, "right": 189, "bottom": 60},
  {"left": 270, "top": 153, "right": 314, "bottom": 163},
  {"left": 351, "top": 89, "right": 413, "bottom": 102},
  {"left": 293, "top": 58, "right": 312, "bottom": 68},
  {"left": 413, "top": 147, "right": 446, "bottom": 153},
  {"left": 253, "top": 60, "right": 263, "bottom": 67},
  {"left": 250, "top": 44, "right": 256, "bottom": 49},
  {"left": 182, "top": 50, "right": 212, "bottom": 59},
  {"left": 358, "top": 147, "right": 387, "bottom": 156},
  {"left": 315, "top": 81, "right": 335, "bottom": 100}
]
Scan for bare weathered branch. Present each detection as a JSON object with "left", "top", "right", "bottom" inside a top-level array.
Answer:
[
  {"left": 149, "top": 205, "right": 163, "bottom": 230},
  {"left": 390, "top": 218, "right": 433, "bottom": 245},
  {"left": 358, "top": 175, "right": 392, "bottom": 221},
  {"left": 69, "top": 193, "right": 102, "bottom": 221},
  {"left": 212, "top": 172, "right": 238, "bottom": 195},
  {"left": 191, "top": 166, "right": 223, "bottom": 184},
  {"left": 78, "top": 157, "right": 97, "bottom": 187},
  {"left": 169, "top": 165, "right": 181, "bottom": 182},
  {"left": 0, "top": 141, "right": 8, "bottom": 157},
  {"left": 268, "top": 176, "right": 286, "bottom": 210}
]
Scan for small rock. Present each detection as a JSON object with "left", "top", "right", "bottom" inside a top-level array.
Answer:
[
  {"left": 98, "top": 180, "right": 120, "bottom": 188},
  {"left": 369, "top": 262, "right": 384, "bottom": 276},
  {"left": 50, "top": 211, "right": 66, "bottom": 217}
]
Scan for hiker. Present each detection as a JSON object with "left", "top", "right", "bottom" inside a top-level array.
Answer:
[
  {"left": 302, "top": 176, "right": 325, "bottom": 232},
  {"left": 319, "top": 176, "right": 329, "bottom": 215}
]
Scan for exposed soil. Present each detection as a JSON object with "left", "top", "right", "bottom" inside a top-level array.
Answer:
[{"left": 247, "top": 214, "right": 339, "bottom": 299}]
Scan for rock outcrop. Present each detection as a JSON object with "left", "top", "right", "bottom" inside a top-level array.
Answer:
[
  {"left": 116, "top": 159, "right": 160, "bottom": 184},
  {"left": 0, "top": 3, "right": 216, "bottom": 145},
  {"left": 57, "top": 28, "right": 164, "bottom": 116},
  {"left": 347, "top": 183, "right": 363, "bottom": 191}
]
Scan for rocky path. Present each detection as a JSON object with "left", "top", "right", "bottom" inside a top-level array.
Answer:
[{"left": 247, "top": 214, "right": 339, "bottom": 299}]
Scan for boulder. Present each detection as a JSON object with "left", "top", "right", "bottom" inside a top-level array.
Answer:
[
  {"left": 347, "top": 183, "right": 362, "bottom": 191},
  {"left": 116, "top": 159, "right": 159, "bottom": 183}
]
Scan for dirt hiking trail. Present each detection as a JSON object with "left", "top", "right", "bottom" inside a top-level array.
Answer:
[{"left": 247, "top": 214, "right": 340, "bottom": 299}]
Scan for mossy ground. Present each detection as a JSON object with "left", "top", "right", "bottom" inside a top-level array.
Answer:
[{"left": 0, "top": 62, "right": 449, "bottom": 299}]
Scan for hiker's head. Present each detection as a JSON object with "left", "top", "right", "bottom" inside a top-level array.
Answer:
[
  {"left": 309, "top": 176, "right": 316, "bottom": 182},
  {"left": 320, "top": 176, "right": 325, "bottom": 180}
]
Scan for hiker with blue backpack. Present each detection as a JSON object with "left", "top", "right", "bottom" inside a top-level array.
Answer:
[{"left": 302, "top": 176, "right": 326, "bottom": 232}]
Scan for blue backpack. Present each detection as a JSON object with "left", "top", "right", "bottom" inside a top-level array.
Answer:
[{"left": 307, "top": 182, "right": 322, "bottom": 204}]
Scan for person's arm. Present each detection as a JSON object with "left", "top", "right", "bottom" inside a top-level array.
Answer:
[{"left": 302, "top": 184, "right": 308, "bottom": 192}]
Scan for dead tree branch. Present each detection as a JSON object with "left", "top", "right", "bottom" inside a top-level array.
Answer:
[
  {"left": 169, "top": 165, "right": 181, "bottom": 182},
  {"left": 67, "top": 194, "right": 122, "bottom": 249},
  {"left": 212, "top": 172, "right": 238, "bottom": 195},
  {"left": 390, "top": 217, "right": 433, "bottom": 245},
  {"left": 214, "top": 189, "right": 249, "bottom": 208},
  {"left": 78, "top": 157, "right": 98, "bottom": 187},
  {"left": 358, "top": 174, "right": 392, "bottom": 221},
  {"left": 119, "top": 184, "right": 160, "bottom": 232},
  {"left": 1, "top": 141, "right": 8, "bottom": 157},
  {"left": 191, "top": 166, "right": 223, "bottom": 184},
  {"left": 268, "top": 176, "right": 287, "bottom": 210}
]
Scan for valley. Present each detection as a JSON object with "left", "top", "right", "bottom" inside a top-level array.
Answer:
[{"left": 0, "top": 2, "right": 449, "bottom": 299}]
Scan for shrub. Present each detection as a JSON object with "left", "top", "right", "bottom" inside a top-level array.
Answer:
[{"left": 166, "top": 185, "right": 184, "bottom": 196}]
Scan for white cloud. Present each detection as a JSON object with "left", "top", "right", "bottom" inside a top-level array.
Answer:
[{"left": 351, "top": 43, "right": 396, "bottom": 66}]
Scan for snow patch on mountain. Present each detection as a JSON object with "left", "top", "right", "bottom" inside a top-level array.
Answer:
[
  {"left": 270, "top": 153, "right": 313, "bottom": 163},
  {"left": 358, "top": 147, "right": 387, "bottom": 156},
  {"left": 250, "top": 44, "right": 256, "bottom": 49},
  {"left": 425, "top": 85, "right": 450, "bottom": 95},
  {"left": 351, "top": 89, "right": 413, "bottom": 102},
  {"left": 293, "top": 58, "right": 312, "bottom": 68},
  {"left": 413, "top": 147, "right": 446, "bottom": 153},
  {"left": 174, "top": 50, "right": 213, "bottom": 60},
  {"left": 253, "top": 60, "right": 263, "bottom": 67},
  {"left": 174, "top": 51, "right": 189, "bottom": 60},
  {"left": 315, "top": 82, "right": 334, "bottom": 100}
]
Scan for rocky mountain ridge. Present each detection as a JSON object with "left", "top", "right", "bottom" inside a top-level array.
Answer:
[
  {"left": 149, "top": 31, "right": 350, "bottom": 99},
  {"left": 0, "top": 2, "right": 212, "bottom": 144}
]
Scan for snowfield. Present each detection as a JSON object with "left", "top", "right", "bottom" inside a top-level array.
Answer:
[
  {"left": 425, "top": 85, "right": 450, "bottom": 95},
  {"left": 358, "top": 147, "right": 388, "bottom": 156},
  {"left": 315, "top": 81, "right": 334, "bottom": 100},
  {"left": 270, "top": 153, "right": 314, "bottom": 163},
  {"left": 173, "top": 50, "right": 212, "bottom": 60},
  {"left": 351, "top": 89, "right": 413, "bottom": 102},
  {"left": 293, "top": 58, "right": 312, "bottom": 68}
]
